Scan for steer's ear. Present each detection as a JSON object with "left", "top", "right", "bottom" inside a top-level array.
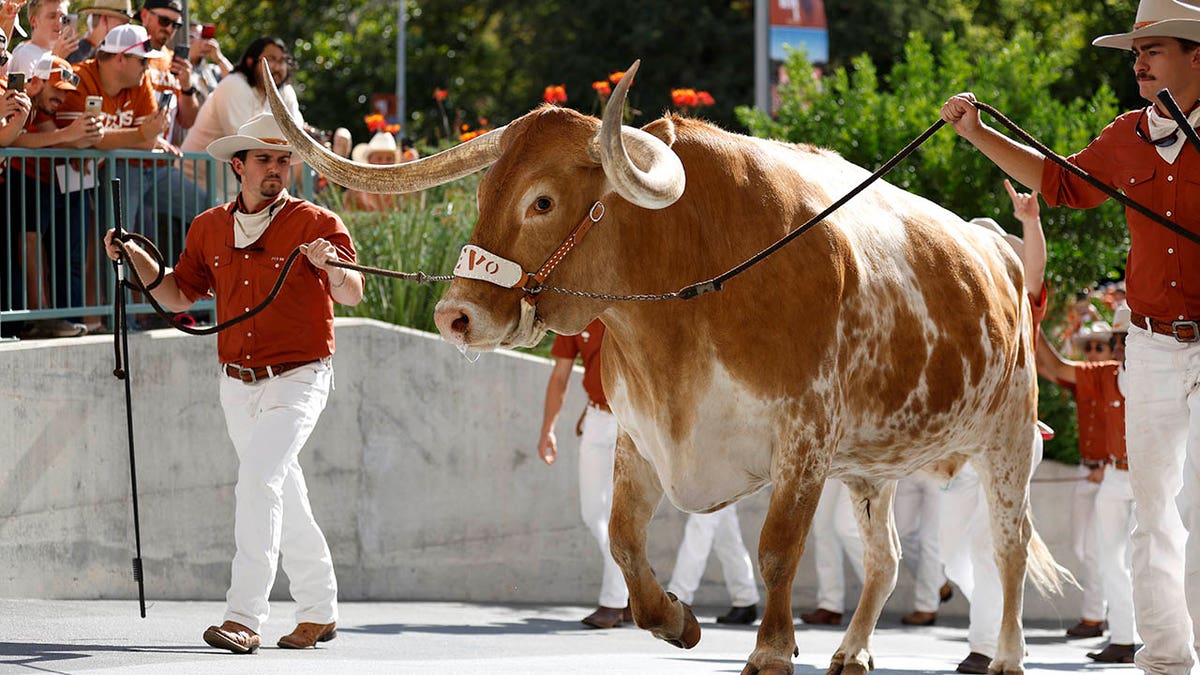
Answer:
[{"left": 641, "top": 116, "right": 677, "bottom": 148}]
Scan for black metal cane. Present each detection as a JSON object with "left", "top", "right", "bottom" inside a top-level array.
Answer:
[
  {"left": 110, "top": 178, "right": 147, "bottom": 617},
  {"left": 1156, "top": 88, "right": 1200, "bottom": 156}
]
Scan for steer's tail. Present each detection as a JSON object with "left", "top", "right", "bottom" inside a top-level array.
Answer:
[{"left": 1026, "top": 509, "right": 1078, "bottom": 598}]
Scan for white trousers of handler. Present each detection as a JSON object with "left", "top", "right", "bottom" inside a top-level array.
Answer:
[
  {"left": 1094, "top": 466, "right": 1138, "bottom": 646},
  {"left": 666, "top": 505, "right": 761, "bottom": 608},
  {"left": 810, "top": 479, "right": 864, "bottom": 614},
  {"left": 578, "top": 406, "right": 628, "bottom": 609},
  {"left": 219, "top": 361, "right": 338, "bottom": 633},
  {"left": 894, "top": 475, "right": 946, "bottom": 613},
  {"left": 1123, "top": 325, "right": 1200, "bottom": 675}
]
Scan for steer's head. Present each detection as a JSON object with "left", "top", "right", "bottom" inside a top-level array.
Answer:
[{"left": 265, "top": 60, "right": 684, "bottom": 350}]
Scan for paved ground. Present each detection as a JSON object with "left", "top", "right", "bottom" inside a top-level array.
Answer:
[{"left": 0, "top": 600, "right": 1142, "bottom": 674}]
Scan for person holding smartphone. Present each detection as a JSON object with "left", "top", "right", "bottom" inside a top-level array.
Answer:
[
  {"left": 65, "top": 0, "right": 131, "bottom": 64},
  {"left": 10, "top": 0, "right": 79, "bottom": 77}
]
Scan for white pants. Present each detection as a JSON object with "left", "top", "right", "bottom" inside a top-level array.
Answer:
[
  {"left": 666, "top": 505, "right": 761, "bottom": 607},
  {"left": 1094, "top": 467, "right": 1138, "bottom": 645},
  {"left": 939, "top": 432, "right": 1044, "bottom": 658},
  {"left": 1070, "top": 467, "right": 1106, "bottom": 622},
  {"left": 1124, "top": 325, "right": 1200, "bottom": 674},
  {"left": 894, "top": 475, "right": 946, "bottom": 613},
  {"left": 940, "top": 462, "right": 1001, "bottom": 657},
  {"left": 219, "top": 361, "right": 338, "bottom": 633},
  {"left": 577, "top": 407, "right": 628, "bottom": 608},
  {"left": 810, "top": 479, "right": 864, "bottom": 613}
]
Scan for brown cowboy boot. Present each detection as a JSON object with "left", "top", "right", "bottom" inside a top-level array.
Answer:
[
  {"left": 203, "top": 620, "right": 260, "bottom": 654},
  {"left": 277, "top": 621, "right": 338, "bottom": 649}
]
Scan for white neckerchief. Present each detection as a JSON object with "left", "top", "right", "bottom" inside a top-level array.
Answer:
[
  {"left": 1145, "top": 105, "right": 1200, "bottom": 164},
  {"left": 233, "top": 190, "right": 289, "bottom": 249}
]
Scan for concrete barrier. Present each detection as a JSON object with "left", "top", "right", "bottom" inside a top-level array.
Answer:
[{"left": 0, "top": 319, "right": 1083, "bottom": 620}]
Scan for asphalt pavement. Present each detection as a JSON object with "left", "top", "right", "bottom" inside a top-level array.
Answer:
[{"left": 0, "top": 599, "right": 1146, "bottom": 674}]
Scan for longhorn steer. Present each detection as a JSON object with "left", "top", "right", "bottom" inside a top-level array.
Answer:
[{"left": 267, "top": 61, "right": 1062, "bottom": 675}]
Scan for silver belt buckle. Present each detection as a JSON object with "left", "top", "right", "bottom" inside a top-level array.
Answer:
[
  {"left": 1171, "top": 320, "right": 1199, "bottom": 343},
  {"left": 232, "top": 364, "right": 258, "bottom": 383}
]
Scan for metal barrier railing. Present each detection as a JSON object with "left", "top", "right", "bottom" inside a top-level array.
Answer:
[{"left": 1, "top": 148, "right": 313, "bottom": 338}]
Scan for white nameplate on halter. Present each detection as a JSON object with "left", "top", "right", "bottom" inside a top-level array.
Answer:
[{"left": 453, "top": 245, "right": 527, "bottom": 288}]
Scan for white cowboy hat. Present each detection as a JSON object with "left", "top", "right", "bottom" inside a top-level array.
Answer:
[
  {"left": 1111, "top": 304, "right": 1132, "bottom": 334},
  {"left": 1072, "top": 320, "right": 1116, "bottom": 347},
  {"left": 968, "top": 217, "right": 1024, "bottom": 256},
  {"left": 206, "top": 112, "right": 302, "bottom": 164},
  {"left": 1093, "top": 0, "right": 1200, "bottom": 50},
  {"left": 351, "top": 131, "right": 401, "bottom": 164}
]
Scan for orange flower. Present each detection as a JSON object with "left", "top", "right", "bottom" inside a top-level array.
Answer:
[
  {"left": 385, "top": 124, "right": 401, "bottom": 134},
  {"left": 592, "top": 80, "right": 612, "bottom": 97},
  {"left": 459, "top": 129, "right": 483, "bottom": 142},
  {"left": 364, "top": 113, "right": 386, "bottom": 133},
  {"left": 434, "top": 88, "right": 448, "bottom": 103},
  {"left": 542, "top": 84, "right": 568, "bottom": 105},
  {"left": 671, "top": 88, "right": 698, "bottom": 108},
  {"left": 696, "top": 91, "right": 715, "bottom": 107},
  {"left": 608, "top": 71, "right": 625, "bottom": 84}
]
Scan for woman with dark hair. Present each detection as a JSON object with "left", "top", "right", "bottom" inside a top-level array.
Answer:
[{"left": 180, "top": 35, "right": 305, "bottom": 199}]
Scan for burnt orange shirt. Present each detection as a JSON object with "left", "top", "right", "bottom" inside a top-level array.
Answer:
[
  {"left": 1041, "top": 108, "right": 1200, "bottom": 324},
  {"left": 1075, "top": 361, "right": 1126, "bottom": 462},
  {"left": 57, "top": 59, "right": 156, "bottom": 131},
  {"left": 551, "top": 319, "right": 606, "bottom": 407},
  {"left": 171, "top": 195, "right": 356, "bottom": 367}
]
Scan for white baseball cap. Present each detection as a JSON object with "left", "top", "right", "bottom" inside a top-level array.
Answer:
[{"left": 97, "top": 24, "right": 166, "bottom": 58}]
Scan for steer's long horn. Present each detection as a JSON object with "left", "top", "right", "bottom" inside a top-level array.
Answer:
[
  {"left": 262, "top": 61, "right": 505, "bottom": 194},
  {"left": 597, "top": 60, "right": 686, "bottom": 209}
]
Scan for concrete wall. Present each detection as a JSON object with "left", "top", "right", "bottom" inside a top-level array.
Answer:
[{"left": 0, "top": 319, "right": 1084, "bottom": 620}]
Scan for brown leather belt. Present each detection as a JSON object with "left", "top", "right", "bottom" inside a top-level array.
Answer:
[
  {"left": 224, "top": 360, "right": 317, "bottom": 383},
  {"left": 1082, "top": 459, "right": 1106, "bottom": 470},
  {"left": 588, "top": 400, "right": 612, "bottom": 413},
  {"left": 1131, "top": 312, "right": 1199, "bottom": 343}
]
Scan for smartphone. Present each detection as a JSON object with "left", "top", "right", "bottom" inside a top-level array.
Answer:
[
  {"left": 200, "top": 24, "right": 215, "bottom": 40},
  {"left": 8, "top": 72, "right": 24, "bottom": 93},
  {"left": 85, "top": 95, "right": 103, "bottom": 115},
  {"left": 157, "top": 90, "right": 174, "bottom": 109},
  {"left": 64, "top": 13, "right": 78, "bottom": 34},
  {"left": 173, "top": 43, "right": 189, "bottom": 61}
]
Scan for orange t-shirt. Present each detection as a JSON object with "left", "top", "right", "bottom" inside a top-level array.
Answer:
[
  {"left": 1075, "top": 361, "right": 1126, "bottom": 462},
  {"left": 171, "top": 195, "right": 356, "bottom": 367},
  {"left": 56, "top": 59, "right": 156, "bottom": 131},
  {"left": 551, "top": 319, "right": 606, "bottom": 407}
]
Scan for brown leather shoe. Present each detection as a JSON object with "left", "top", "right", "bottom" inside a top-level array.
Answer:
[
  {"left": 203, "top": 620, "right": 260, "bottom": 654},
  {"left": 1087, "top": 642, "right": 1136, "bottom": 663},
  {"left": 622, "top": 603, "right": 633, "bottom": 623},
  {"left": 956, "top": 651, "right": 991, "bottom": 674},
  {"left": 1065, "top": 619, "right": 1106, "bottom": 639},
  {"left": 901, "top": 610, "right": 938, "bottom": 626},
  {"left": 277, "top": 621, "right": 337, "bottom": 649},
  {"left": 581, "top": 606, "right": 625, "bottom": 629},
  {"left": 799, "top": 607, "right": 842, "bottom": 625},
  {"left": 939, "top": 582, "right": 954, "bottom": 604}
]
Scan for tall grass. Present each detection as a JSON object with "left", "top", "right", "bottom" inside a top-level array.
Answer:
[{"left": 335, "top": 174, "right": 478, "bottom": 334}]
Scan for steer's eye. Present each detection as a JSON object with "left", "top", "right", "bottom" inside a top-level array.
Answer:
[{"left": 533, "top": 197, "right": 553, "bottom": 212}]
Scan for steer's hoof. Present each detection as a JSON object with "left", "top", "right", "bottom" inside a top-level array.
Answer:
[{"left": 659, "top": 596, "right": 701, "bottom": 649}]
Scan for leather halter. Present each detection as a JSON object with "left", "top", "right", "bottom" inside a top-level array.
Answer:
[{"left": 452, "top": 199, "right": 608, "bottom": 303}]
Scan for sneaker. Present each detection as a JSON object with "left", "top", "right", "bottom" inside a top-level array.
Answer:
[{"left": 20, "top": 319, "right": 87, "bottom": 339}]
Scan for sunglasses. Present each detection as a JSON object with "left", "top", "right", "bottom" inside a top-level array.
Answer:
[
  {"left": 54, "top": 68, "right": 80, "bottom": 87},
  {"left": 148, "top": 10, "right": 182, "bottom": 29},
  {"left": 1083, "top": 342, "right": 1112, "bottom": 354},
  {"left": 119, "top": 38, "right": 153, "bottom": 58},
  {"left": 1135, "top": 107, "right": 1197, "bottom": 148}
]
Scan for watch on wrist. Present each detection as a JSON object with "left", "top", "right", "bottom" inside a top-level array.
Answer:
[{"left": 180, "top": 87, "right": 197, "bottom": 96}]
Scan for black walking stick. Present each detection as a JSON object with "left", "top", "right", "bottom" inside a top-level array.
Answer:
[
  {"left": 109, "top": 178, "right": 147, "bottom": 617},
  {"left": 1156, "top": 88, "right": 1200, "bottom": 156}
]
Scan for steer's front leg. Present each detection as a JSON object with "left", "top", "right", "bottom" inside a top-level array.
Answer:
[{"left": 608, "top": 432, "right": 701, "bottom": 649}]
